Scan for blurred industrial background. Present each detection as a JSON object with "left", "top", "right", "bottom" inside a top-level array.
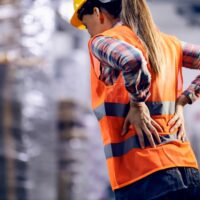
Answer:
[{"left": 0, "top": 0, "right": 199, "bottom": 200}]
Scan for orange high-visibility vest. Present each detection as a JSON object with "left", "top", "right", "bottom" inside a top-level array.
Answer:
[{"left": 88, "top": 25, "right": 198, "bottom": 190}]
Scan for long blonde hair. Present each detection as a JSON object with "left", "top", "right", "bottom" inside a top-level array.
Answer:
[{"left": 121, "top": 0, "right": 163, "bottom": 74}]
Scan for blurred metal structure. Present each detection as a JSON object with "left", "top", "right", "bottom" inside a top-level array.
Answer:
[
  {"left": 57, "top": 101, "right": 108, "bottom": 200},
  {"left": 148, "top": 0, "right": 200, "bottom": 26},
  {"left": 0, "top": 62, "right": 28, "bottom": 200},
  {"left": 0, "top": 0, "right": 57, "bottom": 200},
  {"left": 0, "top": 0, "right": 20, "bottom": 62},
  {"left": 176, "top": 1, "right": 200, "bottom": 26}
]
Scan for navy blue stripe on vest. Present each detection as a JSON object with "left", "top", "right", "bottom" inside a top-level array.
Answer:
[
  {"left": 94, "top": 103, "right": 130, "bottom": 121},
  {"left": 104, "top": 132, "right": 179, "bottom": 159},
  {"left": 94, "top": 101, "right": 175, "bottom": 121}
]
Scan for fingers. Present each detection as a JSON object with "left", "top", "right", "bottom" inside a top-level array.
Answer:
[
  {"left": 177, "top": 125, "right": 186, "bottom": 142},
  {"left": 121, "top": 119, "right": 130, "bottom": 136},
  {"left": 168, "top": 113, "right": 179, "bottom": 126},
  {"left": 177, "top": 126, "right": 184, "bottom": 140},
  {"left": 151, "top": 119, "right": 163, "bottom": 132},
  {"left": 146, "top": 122, "right": 161, "bottom": 144},
  {"left": 168, "top": 112, "right": 183, "bottom": 132},
  {"left": 142, "top": 124, "right": 156, "bottom": 148},
  {"left": 135, "top": 127, "right": 145, "bottom": 149},
  {"left": 136, "top": 118, "right": 162, "bottom": 148},
  {"left": 170, "top": 118, "right": 182, "bottom": 132}
]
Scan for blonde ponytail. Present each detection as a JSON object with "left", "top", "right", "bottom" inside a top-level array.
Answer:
[{"left": 121, "top": 0, "right": 163, "bottom": 74}]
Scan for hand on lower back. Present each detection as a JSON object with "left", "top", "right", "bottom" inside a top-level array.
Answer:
[
  {"left": 121, "top": 102, "right": 163, "bottom": 149},
  {"left": 168, "top": 95, "right": 189, "bottom": 142}
]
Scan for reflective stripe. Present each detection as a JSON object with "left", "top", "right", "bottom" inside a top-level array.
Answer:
[
  {"left": 94, "top": 101, "right": 175, "bottom": 120},
  {"left": 146, "top": 102, "right": 176, "bottom": 116},
  {"left": 94, "top": 103, "right": 129, "bottom": 120},
  {"left": 104, "top": 132, "right": 179, "bottom": 159}
]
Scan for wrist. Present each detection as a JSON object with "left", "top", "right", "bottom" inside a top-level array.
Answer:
[
  {"left": 130, "top": 101, "right": 145, "bottom": 108},
  {"left": 176, "top": 95, "right": 190, "bottom": 107}
]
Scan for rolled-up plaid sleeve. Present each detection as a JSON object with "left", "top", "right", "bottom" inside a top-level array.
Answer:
[
  {"left": 182, "top": 75, "right": 200, "bottom": 104},
  {"left": 182, "top": 41, "right": 200, "bottom": 104}
]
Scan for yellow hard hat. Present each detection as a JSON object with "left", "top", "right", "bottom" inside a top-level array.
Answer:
[
  {"left": 70, "top": 0, "right": 88, "bottom": 29},
  {"left": 70, "top": 0, "right": 118, "bottom": 29}
]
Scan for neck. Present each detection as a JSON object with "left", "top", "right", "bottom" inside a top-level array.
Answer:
[
  {"left": 111, "top": 19, "right": 121, "bottom": 27},
  {"left": 104, "top": 18, "right": 120, "bottom": 31}
]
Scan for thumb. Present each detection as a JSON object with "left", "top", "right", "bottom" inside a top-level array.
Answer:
[{"left": 121, "top": 119, "right": 130, "bottom": 136}]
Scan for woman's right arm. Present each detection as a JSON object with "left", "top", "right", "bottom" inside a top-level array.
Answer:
[{"left": 168, "top": 42, "right": 200, "bottom": 138}]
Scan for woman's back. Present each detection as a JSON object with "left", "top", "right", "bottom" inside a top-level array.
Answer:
[{"left": 88, "top": 24, "right": 198, "bottom": 190}]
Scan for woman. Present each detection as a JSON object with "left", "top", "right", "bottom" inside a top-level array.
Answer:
[{"left": 70, "top": 0, "right": 200, "bottom": 199}]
